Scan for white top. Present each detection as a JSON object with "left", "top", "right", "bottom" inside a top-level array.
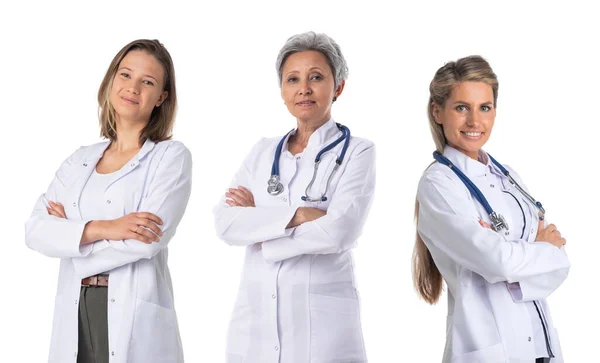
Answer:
[
  {"left": 80, "top": 169, "right": 116, "bottom": 222},
  {"left": 79, "top": 169, "right": 118, "bottom": 276},
  {"left": 417, "top": 145, "right": 570, "bottom": 363},
  {"left": 25, "top": 139, "right": 192, "bottom": 363},
  {"left": 214, "top": 119, "right": 375, "bottom": 363}
]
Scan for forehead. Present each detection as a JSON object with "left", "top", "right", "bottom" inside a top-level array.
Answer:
[
  {"left": 283, "top": 50, "right": 331, "bottom": 72},
  {"left": 118, "top": 50, "right": 165, "bottom": 79},
  {"left": 449, "top": 81, "right": 494, "bottom": 102}
]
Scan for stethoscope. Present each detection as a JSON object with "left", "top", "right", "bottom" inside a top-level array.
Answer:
[
  {"left": 267, "top": 123, "right": 351, "bottom": 202},
  {"left": 433, "top": 151, "right": 545, "bottom": 234}
]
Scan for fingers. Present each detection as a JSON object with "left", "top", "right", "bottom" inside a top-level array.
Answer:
[
  {"left": 133, "top": 224, "right": 160, "bottom": 242},
  {"left": 478, "top": 218, "right": 491, "bottom": 229},
  {"left": 238, "top": 186, "right": 255, "bottom": 204},
  {"left": 135, "top": 212, "right": 163, "bottom": 225},
  {"left": 48, "top": 201, "right": 67, "bottom": 218},
  {"left": 126, "top": 230, "right": 153, "bottom": 244},
  {"left": 227, "top": 188, "right": 254, "bottom": 207},
  {"left": 135, "top": 218, "right": 163, "bottom": 237},
  {"left": 546, "top": 224, "right": 557, "bottom": 233},
  {"left": 226, "top": 199, "right": 242, "bottom": 207}
]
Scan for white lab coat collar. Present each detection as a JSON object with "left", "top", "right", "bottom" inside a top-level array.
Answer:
[
  {"left": 83, "top": 138, "right": 156, "bottom": 163},
  {"left": 282, "top": 118, "right": 340, "bottom": 154},
  {"left": 442, "top": 145, "right": 504, "bottom": 178}
]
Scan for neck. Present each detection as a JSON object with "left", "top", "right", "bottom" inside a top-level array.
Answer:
[
  {"left": 111, "top": 118, "right": 147, "bottom": 152},
  {"left": 292, "top": 117, "right": 329, "bottom": 148}
]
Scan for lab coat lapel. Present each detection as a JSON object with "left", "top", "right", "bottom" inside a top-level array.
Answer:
[{"left": 66, "top": 142, "right": 110, "bottom": 220}]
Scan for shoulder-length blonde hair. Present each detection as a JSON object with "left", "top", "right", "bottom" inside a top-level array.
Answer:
[
  {"left": 97, "top": 39, "right": 177, "bottom": 144},
  {"left": 413, "top": 55, "right": 499, "bottom": 304}
]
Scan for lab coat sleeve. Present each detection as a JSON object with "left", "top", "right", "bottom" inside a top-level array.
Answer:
[
  {"left": 417, "top": 171, "right": 570, "bottom": 286},
  {"left": 502, "top": 165, "right": 570, "bottom": 302},
  {"left": 70, "top": 142, "right": 192, "bottom": 278},
  {"left": 261, "top": 143, "right": 375, "bottom": 263},
  {"left": 25, "top": 147, "right": 94, "bottom": 258},
  {"left": 213, "top": 139, "right": 298, "bottom": 246}
]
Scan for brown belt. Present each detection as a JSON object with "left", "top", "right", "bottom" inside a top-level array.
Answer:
[{"left": 81, "top": 274, "right": 109, "bottom": 287}]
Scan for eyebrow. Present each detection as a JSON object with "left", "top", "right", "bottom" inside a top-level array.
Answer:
[
  {"left": 452, "top": 100, "right": 493, "bottom": 105},
  {"left": 118, "top": 67, "right": 159, "bottom": 82}
]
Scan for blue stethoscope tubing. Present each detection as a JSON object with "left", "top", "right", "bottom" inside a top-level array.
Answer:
[
  {"left": 267, "top": 123, "right": 351, "bottom": 202},
  {"left": 433, "top": 151, "right": 545, "bottom": 233}
]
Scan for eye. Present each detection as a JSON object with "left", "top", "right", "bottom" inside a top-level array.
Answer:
[
  {"left": 481, "top": 105, "right": 492, "bottom": 112},
  {"left": 456, "top": 105, "right": 468, "bottom": 112},
  {"left": 287, "top": 76, "right": 298, "bottom": 83},
  {"left": 310, "top": 74, "right": 323, "bottom": 81},
  {"left": 120, "top": 72, "right": 130, "bottom": 78},
  {"left": 143, "top": 80, "right": 155, "bottom": 86}
]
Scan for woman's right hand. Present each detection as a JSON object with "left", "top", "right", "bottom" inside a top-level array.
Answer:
[
  {"left": 81, "top": 213, "right": 163, "bottom": 245},
  {"left": 535, "top": 218, "right": 566, "bottom": 248}
]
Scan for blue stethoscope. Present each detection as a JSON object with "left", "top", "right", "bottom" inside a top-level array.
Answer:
[
  {"left": 267, "top": 123, "right": 351, "bottom": 202},
  {"left": 433, "top": 151, "right": 545, "bottom": 233}
]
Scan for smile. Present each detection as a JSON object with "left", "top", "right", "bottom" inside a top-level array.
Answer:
[{"left": 121, "top": 96, "right": 139, "bottom": 105}]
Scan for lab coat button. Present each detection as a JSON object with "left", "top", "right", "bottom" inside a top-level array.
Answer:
[
  {"left": 111, "top": 351, "right": 115, "bottom": 356},
  {"left": 83, "top": 163, "right": 87, "bottom": 167},
  {"left": 111, "top": 298, "right": 115, "bottom": 303},
  {"left": 74, "top": 352, "right": 77, "bottom": 357},
  {"left": 296, "top": 156, "right": 301, "bottom": 160},
  {"left": 490, "top": 184, "right": 495, "bottom": 188},
  {"left": 272, "top": 294, "right": 277, "bottom": 299},
  {"left": 72, "top": 202, "right": 77, "bottom": 207},
  {"left": 75, "top": 300, "right": 78, "bottom": 305},
  {"left": 130, "top": 163, "right": 135, "bottom": 167},
  {"left": 528, "top": 337, "right": 532, "bottom": 342},
  {"left": 274, "top": 346, "right": 279, "bottom": 351},
  {"left": 282, "top": 197, "right": 287, "bottom": 202},
  {"left": 106, "top": 200, "right": 111, "bottom": 204}
]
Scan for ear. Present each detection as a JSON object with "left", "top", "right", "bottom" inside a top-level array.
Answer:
[
  {"left": 333, "top": 80, "right": 345, "bottom": 101},
  {"left": 432, "top": 102, "right": 443, "bottom": 125},
  {"left": 156, "top": 91, "right": 168, "bottom": 107}
]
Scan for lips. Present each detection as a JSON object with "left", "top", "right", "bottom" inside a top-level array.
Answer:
[
  {"left": 296, "top": 100, "right": 316, "bottom": 106},
  {"left": 461, "top": 131, "right": 483, "bottom": 139},
  {"left": 121, "top": 96, "right": 139, "bottom": 105}
]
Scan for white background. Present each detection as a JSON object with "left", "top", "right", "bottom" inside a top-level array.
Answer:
[{"left": 1, "top": 0, "right": 598, "bottom": 361}]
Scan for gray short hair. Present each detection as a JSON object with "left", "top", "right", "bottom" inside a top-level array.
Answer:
[{"left": 276, "top": 31, "right": 348, "bottom": 88}]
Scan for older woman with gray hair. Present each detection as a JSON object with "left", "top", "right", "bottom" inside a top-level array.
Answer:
[{"left": 214, "top": 31, "right": 375, "bottom": 363}]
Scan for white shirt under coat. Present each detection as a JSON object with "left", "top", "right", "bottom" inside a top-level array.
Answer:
[
  {"left": 214, "top": 119, "right": 376, "bottom": 363},
  {"left": 25, "top": 139, "right": 192, "bottom": 363},
  {"left": 417, "top": 145, "right": 570, "bottom": 363}
]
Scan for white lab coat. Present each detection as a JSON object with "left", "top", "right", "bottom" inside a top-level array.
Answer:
[
  {"left": 417, "top": 146, "right": 570, "bottom": 363},
  {"left": 25, "top": 139, "right": 192, "bottom": 363},
  {"left": 214, "top": 119, "right": 375, "bottom": 363}
]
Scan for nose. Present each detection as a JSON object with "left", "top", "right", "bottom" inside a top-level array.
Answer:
[
  {"left": 127, "top": 80, "right": 141, "bottom": 95},
  {"left": 298, "top": 79, "right": 312, "bottom": 96},
  {"left": 467, "top": 109, "right": 480, "bottom": 126}
]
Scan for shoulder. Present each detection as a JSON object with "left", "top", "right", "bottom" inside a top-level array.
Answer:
[
  {"left": 152, "top": 140, "right": 192, "bottom": 165},
  {"left": 348, "top": 136, "right": 375, "bottom": 155},
  {"left": 418, "top": 162, "right": 465, "bottom": 199}
]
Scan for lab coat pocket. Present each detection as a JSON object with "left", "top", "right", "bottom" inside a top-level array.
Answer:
[
  {"left": 129, "top": 299, "right": 180, "bottom": 362},
  {"left": 450, "top": 342, "right": 504, "bottom": 363},
  {"left": 309, "top": 294, "right": 366, "bottom": 362}
]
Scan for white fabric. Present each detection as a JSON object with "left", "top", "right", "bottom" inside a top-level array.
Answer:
[
  {"left": 25, "top": 139, "right": 192, "bottom": 363},
  {"left": 417, "top": 145, "right": 570, "bottom": 363},
  {"left": 214, "top": 119, "right": 375, "bottom": 363}
]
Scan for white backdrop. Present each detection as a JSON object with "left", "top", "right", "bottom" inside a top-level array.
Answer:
[{"left": 1, "top": 0, "right": 598, "bottom": 361}]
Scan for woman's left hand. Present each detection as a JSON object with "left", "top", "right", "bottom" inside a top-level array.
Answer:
[
  {"left": 47, "top": 201, "right": 67, "bottom": 219},
  {"left": 226, "top": 186, "right": 256, "bottom": 207}
]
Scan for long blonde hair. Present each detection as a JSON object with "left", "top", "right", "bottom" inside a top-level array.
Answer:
[{"left": 413, "top": 55, "right": 499, "bottom": 304}]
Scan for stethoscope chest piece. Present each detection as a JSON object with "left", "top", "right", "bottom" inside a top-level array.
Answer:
[{"left": 267, "top": 175, "right": 284, "bottom": 196}]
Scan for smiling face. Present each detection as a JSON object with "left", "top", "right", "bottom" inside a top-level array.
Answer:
[
  {"left": 281, "top": 50, "right": 344, "bottom": 125},
  {"left": 432, "top": 81, "right": 496, "bottom": 159},
  {"left": 109, "top": 50, "right": 168, "bottom": 125}
]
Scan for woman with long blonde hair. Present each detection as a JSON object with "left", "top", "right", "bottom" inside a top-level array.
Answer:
[{"left": 413, "top": 55, "right": 569, "bottom": 363}]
